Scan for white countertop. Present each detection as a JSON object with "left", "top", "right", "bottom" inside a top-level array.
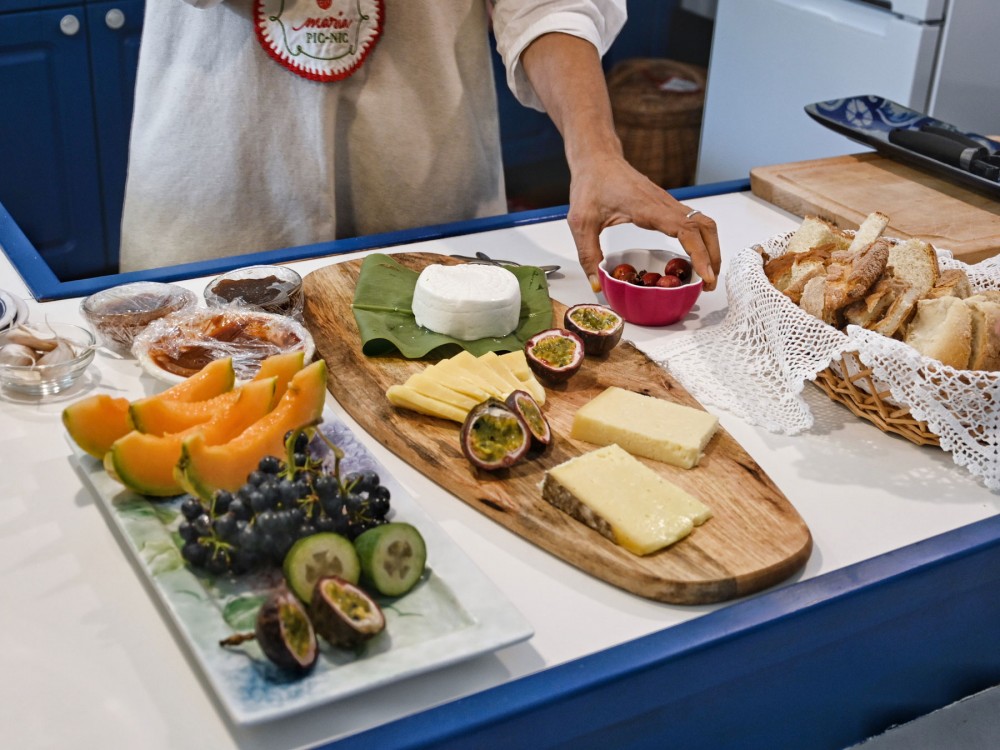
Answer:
[{"left": 2, "top": 191, "right": 997, "bottom": 749}]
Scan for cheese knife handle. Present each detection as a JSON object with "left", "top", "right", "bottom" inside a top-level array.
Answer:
[{"left": 889, "top": 128, "right": 987, "bottom": 171}]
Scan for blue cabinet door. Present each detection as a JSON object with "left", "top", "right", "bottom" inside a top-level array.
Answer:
[
  {"left": 87, "top": 0, "right": 143, "bottom": 273},
  {"left": 0, "top": 5, "right": 108, "bottom": 280}
]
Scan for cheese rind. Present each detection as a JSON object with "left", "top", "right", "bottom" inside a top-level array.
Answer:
[
  {"left": 543, "top": 444, "right": 712, "bottom": 555},
  {"left": 411, "top": 264, "right": 521, "bottom": 340},
  {"left": 571, "top": 387, "right": 718, "bottom": 469}
]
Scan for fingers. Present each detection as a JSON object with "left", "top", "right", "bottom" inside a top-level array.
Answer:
[
  {"left": 676, "top": 211, "right": 721, "bottom": 291},
  {"left": 566, "top": 208, "right": 606, "bottom": 292}
]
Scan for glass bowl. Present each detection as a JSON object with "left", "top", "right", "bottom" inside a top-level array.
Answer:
[
  {"left": 0, "top": 322, "right": 96, "bottom": 396},
  {"left": 203, "top": 265, "right": 304, "bottom": 319},
  {"left": 81, "top": 282, "right": 198, "bottom": 357},
  {"left": 598, "top": 248, "right": 703, "bottom": 326}
]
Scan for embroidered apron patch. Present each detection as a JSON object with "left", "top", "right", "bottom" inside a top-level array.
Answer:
[{"left": 255, "top": 0, "right": 384, "bottom": 82}]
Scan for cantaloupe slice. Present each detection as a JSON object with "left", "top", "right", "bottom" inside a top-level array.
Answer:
[
  {"left": 153, "top": 356, "right": 236, "bottom": 402},
  {"left": 176, "top": 360, "right": 328, "bottom": 499},
  {"left": 62, "top": 394, "right": 133, "bottom": 459},
  {"left": 105, "top": 377, "right": 279, "bottom": 497},
  {"left": 129, "top": 351, "right": 306, "bottom": 435}
]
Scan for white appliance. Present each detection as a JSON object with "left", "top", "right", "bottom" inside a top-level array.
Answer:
[{"left": 694, "top": 0, "right": 1000, "bottom": 184}]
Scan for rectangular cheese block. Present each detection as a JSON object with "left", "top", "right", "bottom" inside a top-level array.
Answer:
[
  {"left": 542, "top": 444, "right": 712, "bottom": 555},
  {"left": 571, "top": 387, "right": 719, "bottom": 469}
]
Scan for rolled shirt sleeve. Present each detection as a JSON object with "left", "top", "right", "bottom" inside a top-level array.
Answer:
[{"left": 491, "top": 0, "right": 627, "bottom": 111}]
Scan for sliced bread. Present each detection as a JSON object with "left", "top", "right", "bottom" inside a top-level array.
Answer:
[
  {"left": 904, "top": 296, "right": 972, "bottom": 369},
  {"left": 785, "top": 215, "right": 847, "bottom": 254},
  {"left": 846, "top": 211, "right": 890, "bottom": 254},
  {"left": 965, "top": 296, "right": 1000, "bottom": 371},
  {"left": 927, "top": 268, "right": 972, "bottom": 300}
]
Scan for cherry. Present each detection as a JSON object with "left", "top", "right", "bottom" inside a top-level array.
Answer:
[
  {"left": 611, "top": 263, "right": 638, "bottom": 283},
  {"left": 656, "top": 274, "right": 683, "bottom": 288},
  {"left": 663, "top": 257, "right": 692, "bottom": 283}
]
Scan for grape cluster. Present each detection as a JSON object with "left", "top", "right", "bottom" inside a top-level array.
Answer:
[{"left": 179, "top": 429, "right": 392, "bottom": 575}]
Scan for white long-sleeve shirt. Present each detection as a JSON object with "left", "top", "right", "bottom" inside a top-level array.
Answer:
[{"left": 119, "top": 0, "right": 625, "bottom": 272}]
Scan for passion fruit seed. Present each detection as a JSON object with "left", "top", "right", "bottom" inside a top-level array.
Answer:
[
  {"left": 505, "top": 389, "right": 551, "bottom": 449},
  {"left": 564, "top": 304, "right": 624, "bottom": 356},
  {"left": 309, "top": 576, "right": 386, "bottom": 649},
  {"left": 460, "top": 399, "right": 531, "bottom": 470},
  {"left": 247, "top": 588, "right": 318, "bottom": 674},
  {"left": 525, "top": 328, "right": 584, "bottom": 384}
]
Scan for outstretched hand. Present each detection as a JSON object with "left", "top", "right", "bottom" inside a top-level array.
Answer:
[{"left": 567, "top": 153, "right": 721, "bottom": 293}]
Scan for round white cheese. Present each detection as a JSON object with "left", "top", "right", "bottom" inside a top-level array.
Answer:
[{"left": 411, "top": 264, "right": 521, "bottom": 341}]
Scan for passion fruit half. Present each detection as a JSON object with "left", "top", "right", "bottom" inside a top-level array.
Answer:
[
  {"left": 505, "top": 389, "right": 551, "bottom": 451},
  {"left": 254, "top": 588, "right": 318, "bottom": 674},
  {"left": 524, "top": 328, "right": 584, "bottom": 384},
  {"left": 460, "top": 398, "right": 531, "bottom": 471},
  {"left": 309, "top": 576, "right": 386, "bottom": 649},
  {"left": 563, "top": 304, "right": 624, "bottom": 356}
]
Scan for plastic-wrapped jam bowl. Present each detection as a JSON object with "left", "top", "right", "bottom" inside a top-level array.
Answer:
[
  {"left": 81, "top": 282, "right": 198, "bottom": 357},
  {"left": 131, "top": 307, "right": 315, "bottom": 384},
  {"left": 203, "top": 265, "right": 304, "bottom": 320}
]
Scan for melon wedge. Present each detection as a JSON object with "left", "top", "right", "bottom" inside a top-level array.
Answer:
[
  {"left": 129, "top": 351, "right": 306, "bottom": 435},
  {"left": 153, "top": 356, "right": 236, "bottom": 402},
  {"left": 105, "top": 377, "right": 279, "bottom": 497},
  {"left": 62, "top": 394, "right": 133, "bottom": 459},
  {"left": 176, "top": 360, "right": 328, "bottom": 499}
]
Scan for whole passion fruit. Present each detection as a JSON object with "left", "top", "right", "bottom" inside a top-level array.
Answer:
[
  {"left": 524, "top": 328, "right": 584, "bottom": 384},
  {"left": 563, "top": 304, "right": 624, "bottom": 356},
  {"left": 254, "top": 588, "right": 319, "bottom": 674},
  {"left": 505, "top": 389, "right": 552, "bottom": 451},
  {"left": 309, "top": 576, "right": 386, "bottom": 649},
  {"left": 460, "top": 398, "right": 531, "bottom": 471}
]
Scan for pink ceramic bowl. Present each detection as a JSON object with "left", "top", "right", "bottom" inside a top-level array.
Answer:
[{"left": 598, "top": 248, "right": 703, "bottom": 326}]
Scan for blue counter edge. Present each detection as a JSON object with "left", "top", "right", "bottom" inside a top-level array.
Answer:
[
  {"left": 0, "top": 179, "right": 749, "bottom": 301},
  {"left": 323, "top": 514, "right": 1000, "bottom": 750}
]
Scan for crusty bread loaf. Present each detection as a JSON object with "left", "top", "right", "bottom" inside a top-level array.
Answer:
[
  {"left": 869, "top": 238, "right": 941, "bottom": 338},
  {"left": 799, "top": 276, "right": 835, "bottom": 325},
  {"left": 904, "top": 296, "right": 972, "bottom": 369},
  {"left": 843, "top": 275, "right": 909, "bottom": 329},
  {"left": 823, "top": 239, "right": 890, "bottom": 314},
  {"left": 966, "top": 296, "right": 1000, "bottom": 370},
  {"left": 927, "top": 268, "right": 972, "bottom": 300}
]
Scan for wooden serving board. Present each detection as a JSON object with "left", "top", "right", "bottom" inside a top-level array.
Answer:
[
  {"left": 751, "top": 153, "right": 1000, "bottom": 263},
  {"left": 303, "top": 254, "right": 812, "bottom": 605}
]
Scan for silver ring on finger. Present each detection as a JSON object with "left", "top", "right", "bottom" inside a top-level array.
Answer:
[{"left": 685, "top": 209, "right": 702, "bottom": 219}]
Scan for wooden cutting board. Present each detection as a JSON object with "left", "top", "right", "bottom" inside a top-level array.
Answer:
[
  {"left": 751, "top": 153, "right": 1000, "bottom": 263},
  {"left": 303, "top": 254, "right": 812, "bottom": 605}
]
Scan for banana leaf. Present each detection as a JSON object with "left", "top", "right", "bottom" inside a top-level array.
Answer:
[{"left": 352, "top": 254, "right": 553, "bottom": 358}]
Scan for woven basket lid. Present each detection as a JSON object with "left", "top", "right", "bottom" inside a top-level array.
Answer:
[{"left": 608, "top": 59, "right": 707, "bottom": 128}]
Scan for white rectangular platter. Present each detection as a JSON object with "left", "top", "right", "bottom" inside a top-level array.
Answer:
[{"left": 74, "top": 409, "right": 533, "bottom": 725}]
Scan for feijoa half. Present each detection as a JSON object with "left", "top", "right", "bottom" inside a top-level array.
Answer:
[
  {"left": 354, "top": 522, "right": 427, "bottom": 597},
  {"left": 564, "top": 304, "right": 624, "bottom": 356},
  {"left": 504, "top": 389, "right": 551, "bottom": 451},
  {"left": 309, "top": 576, "right": 386, "bottom": 649},
  {"left": 460, "top": 398, "right": 531, "bottom": 471},
  {"left": 283, "top": 532, "right": 361, "bottom": 605},
  {"left": 524, "top": 328, "right": 584, "bottom": 384},
  {"left": 254, "top": 588, "right": 318, "bottom": 674}
]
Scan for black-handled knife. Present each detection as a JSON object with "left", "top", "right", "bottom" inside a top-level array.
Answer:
[
  {"left": 919, "top": 124, "right": 997, "bottom": 154},
  {"left": 889, "top": 128, "right": 1000, "bottom": 180}
]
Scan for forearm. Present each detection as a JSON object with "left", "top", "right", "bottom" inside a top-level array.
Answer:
[{"left": 520, "top": 32, "right": 622, "bottom": 173}]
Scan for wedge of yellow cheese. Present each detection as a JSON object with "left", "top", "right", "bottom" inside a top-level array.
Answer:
[
  {"left": 542, "top": 444, "right": 712, "bottom": 555},
  {"left": 571, "top": 387, "right": 718, "bottom": 469},
  {"left": 481, "top": 350, "right": 545, "bottom": 405},
  {"left": 385, "top": 385, "right": 469, "bottom": 423}
]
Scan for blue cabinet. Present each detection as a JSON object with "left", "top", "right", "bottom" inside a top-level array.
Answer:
[{"left": 0, "top": 0, "right": 142, "bottom": 280}]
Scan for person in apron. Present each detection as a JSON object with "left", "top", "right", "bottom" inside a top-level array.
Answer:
[{"left": 120, "top": 0, "right": 720, "bottom": 292}]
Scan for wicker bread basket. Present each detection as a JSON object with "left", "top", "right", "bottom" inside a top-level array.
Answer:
[
  {"left": 813, "top": 352, "right": 940, "bottom": 447},
  {"left": 607, "top": 58, "right": 707, "bottom": 189}
]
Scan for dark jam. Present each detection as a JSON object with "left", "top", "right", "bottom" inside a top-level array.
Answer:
[
  {"left": 208, "top": 274, "right": 300, "bottom": 316},
  {"left": 149, "top": 315, "right": 302, "bottom": 378}
]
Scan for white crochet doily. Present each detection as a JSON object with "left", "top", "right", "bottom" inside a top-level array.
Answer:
[{"left": 646, "top": 231, "right": 1000, "bottom": 492}]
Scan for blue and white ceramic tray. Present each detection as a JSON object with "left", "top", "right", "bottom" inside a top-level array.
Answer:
[
  {"left": 74, "top": 410, "right": 533, "bottom": 725},
  {"left": 805, "top": 95, "right": 1000, "bottom": 198}
]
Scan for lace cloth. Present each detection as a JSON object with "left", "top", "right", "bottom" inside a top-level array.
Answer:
[{"left": 645, "top": 231, "right": 1000, "bottom": 492}]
